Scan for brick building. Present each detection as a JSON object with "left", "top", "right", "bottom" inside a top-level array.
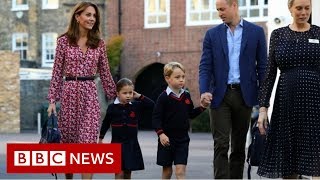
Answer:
[{"left": 106, "top": 0, "right": 268, "bottom": 128}]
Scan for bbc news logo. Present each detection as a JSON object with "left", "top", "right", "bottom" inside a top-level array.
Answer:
[
  {"left": 14, "top": 151, "right": 66, "bottom": 166},
  {"left": 7, "top": 143, "right": 121, "bottom": 173}
]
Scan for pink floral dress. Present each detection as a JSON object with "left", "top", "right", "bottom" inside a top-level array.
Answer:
[{"left": 47, "top": 35, "right": 116, "bottom": 143}]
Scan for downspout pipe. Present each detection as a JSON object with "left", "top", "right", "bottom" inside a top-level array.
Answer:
[{"left": 118, "top": 0, "right": 122, "bottom": 35}]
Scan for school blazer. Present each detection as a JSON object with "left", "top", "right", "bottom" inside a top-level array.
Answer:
[{"left": 199, "top": 20, "right": 267, "bottom": 108}]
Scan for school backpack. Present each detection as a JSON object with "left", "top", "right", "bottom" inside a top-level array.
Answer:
[
  {"left": 39, "top": 113, "right": 61, "bottom": 179},
  {"left": 39, "top": 113, "right": 61, "bottom": 144}
]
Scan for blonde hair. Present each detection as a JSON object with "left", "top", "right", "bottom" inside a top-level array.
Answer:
[
  {"left": 288, "top": 0, "right": 295, "bottom": 8},
  {"left": 288, "top": 0, "right": 311, "bottom": 8},
  {"left": 163, "top": 62, "right": 185, "bottom": 77}
]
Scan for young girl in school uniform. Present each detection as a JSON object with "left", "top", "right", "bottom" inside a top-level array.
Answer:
[{"left": 98, "top": 78, "right": 154, "bottom": 179}]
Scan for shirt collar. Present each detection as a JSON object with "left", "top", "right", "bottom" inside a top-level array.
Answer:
[
  {"left": 114, "top": 98, "right": 132, "bottom": 105},
  {"left": 165, "top": 86, "right": 185, "bottom": 98},
  {"left": 224, "top": 18, "right": 243, "bottom": 28}
]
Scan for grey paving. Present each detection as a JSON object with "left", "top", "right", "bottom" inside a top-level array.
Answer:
[{"left": 0, "top": 131, "right": 261, "bottom": 179}]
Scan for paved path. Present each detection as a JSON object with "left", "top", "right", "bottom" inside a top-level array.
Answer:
[{"left": 0, "top": 131, "right": 261, "bottom": 179}]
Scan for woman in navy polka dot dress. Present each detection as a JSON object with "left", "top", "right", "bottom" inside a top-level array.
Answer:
[{"left": 257, "top": 0, "right": 320, "bottom": 178}]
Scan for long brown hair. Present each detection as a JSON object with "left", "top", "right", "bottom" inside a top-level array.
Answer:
[{"left": 61, "top": 1, "right": 101, "bottom": 48}]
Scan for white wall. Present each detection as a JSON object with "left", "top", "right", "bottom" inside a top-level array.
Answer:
[
  {"left": 312, "top": 0, "right": 320, "bottom": 26},
  {"left": 267, "top": 0, "right": 292, "bottom": 42}
]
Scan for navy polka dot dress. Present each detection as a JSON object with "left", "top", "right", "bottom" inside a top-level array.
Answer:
[{"left": 257, "top": 25, "right": 320, "bottom": 178}]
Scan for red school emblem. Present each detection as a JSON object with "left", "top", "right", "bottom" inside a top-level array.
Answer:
[
  {"left": 129, "top": 111, "right": 135, "bottom": 118},
  {"left": 185, "top": 99, "right": 191, "bottom": 104}
]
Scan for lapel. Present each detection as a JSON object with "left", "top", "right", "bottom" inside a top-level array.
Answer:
[
  {"left": 240, "top": 20, "right": 248, "bottom": 55},
  {"left": 218, "top": 25, "right": 228, "bottom": 58}
]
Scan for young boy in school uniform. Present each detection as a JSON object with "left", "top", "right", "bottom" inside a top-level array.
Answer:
[{"left": 152, "top": 62, "right": 205, "bottom": 179}]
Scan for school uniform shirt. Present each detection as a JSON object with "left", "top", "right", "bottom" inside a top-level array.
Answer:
[
  {"left": 99, "top": 95, "right": 154, "bottom": 171},
  {"left": 152, "top": 87, "right": 205, "bottom": 138}
]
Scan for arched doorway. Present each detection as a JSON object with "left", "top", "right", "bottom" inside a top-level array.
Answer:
[{"left": 135, "top": 63, "right": 166, "bottom": 130}]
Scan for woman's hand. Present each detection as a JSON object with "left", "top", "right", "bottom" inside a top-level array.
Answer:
[
  {"left": 257, "top": 107, "right": 268, "bottom": 135},
  {"left": 47, "top": 103, "right": 57, "bottom": 116}
]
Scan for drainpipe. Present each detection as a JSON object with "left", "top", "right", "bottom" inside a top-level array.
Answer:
[{"left": 118, "top": 0, "right": 122, "bottom": 35}]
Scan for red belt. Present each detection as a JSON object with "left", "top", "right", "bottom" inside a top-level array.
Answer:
[{"left": 111, "top": 124, "right": 137, "bottom": 127}]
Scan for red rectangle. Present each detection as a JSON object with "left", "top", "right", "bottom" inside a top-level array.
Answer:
[{"left": 7, "top": 143, "right": 121, "bottom": 173}]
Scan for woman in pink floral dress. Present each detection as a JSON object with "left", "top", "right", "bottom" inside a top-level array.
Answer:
[{"left": 47, "top": 2, "right": 116, "bottom": 179}]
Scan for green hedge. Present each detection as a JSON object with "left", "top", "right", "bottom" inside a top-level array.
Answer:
[
  {"left": 191, "top": 109, "right": 211, "bottom": 132},
  {"left": 106, "top": 35, "right": 124, "bottom": 77}
]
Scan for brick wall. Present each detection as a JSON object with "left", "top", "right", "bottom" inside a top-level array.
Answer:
[
  {"left": 0, "top": 51, "right": 20, "bottom": 133},
  {"left": 106, "top": 0, "right": 268, "bottom": 105}
]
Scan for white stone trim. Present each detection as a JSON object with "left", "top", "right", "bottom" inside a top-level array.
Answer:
[
  {"left": 20, "top": 68, "right": 52, "bottom": 80},
  {"left": 42, "top": 0, "right": 59, "bottom": 9}
]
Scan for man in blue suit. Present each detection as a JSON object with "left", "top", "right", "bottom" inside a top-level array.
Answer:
[{"left": 199, "top": 0, "right": 267, "bottom": 178}]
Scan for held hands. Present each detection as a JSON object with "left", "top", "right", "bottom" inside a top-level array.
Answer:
[
  {"left": 257, "top": 107, "right": 269, "bottom": 135},
  {"left": 47, "top": 103, "right": 57, "bottom": 116},
  {"left": 200, "top": 92, "right": 213, "bottom": 108},
  {"left": 133, "top": 91, "right": 141, "bottom": 99},
  {"left": 159, "top": 133, "right": 170, "bottom": 147}
]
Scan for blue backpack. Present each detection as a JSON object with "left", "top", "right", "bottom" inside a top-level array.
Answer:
[
  {"left": 246, "top": 107, "right": 268, "bottom": 179},
  {"left": 39, "top": 113, "right": 61, "bottom": 179},
  {"left": 39, "top": 113, "right": 61, "bottom": 144}
]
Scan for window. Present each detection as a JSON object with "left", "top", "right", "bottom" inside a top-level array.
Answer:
[
  {"left": 186, "top": 0, "right": 219, "bottom": 25},
  {"left": 12, "top": 0, "right": 29, "bottom": 11},
  {"left": 238, "top": 0, "right": 268, "bottom": 21},
  {"left": 42, "top": 33, "right": 58, "bottom": 67},
  {"left": 12, "top": 33, "right": 28, "bottom": 60},
  {"left": 42, "top": 0, "right": 59, "bottom": 9},
  {"left": 186, "top": 0, "right": 268, "bottom": 26},
  {"left": 144, "top": 0, "right": 170, "bottom": 28}
]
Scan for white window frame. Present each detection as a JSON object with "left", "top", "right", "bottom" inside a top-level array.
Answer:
[
  {"left": 238, "top": 0, "right": 268, "bottom": 22},
  {"left": 186, "top": 0, "right": 220, "bottom": 26},
  {"left": 42, "top": 0, "right": 59, "bottom": 9},
  {"left": 144, "top": 0, "right": 170, "bottom": 29},
  {"left": 186, "top": 0, "right": 268, "bottom": 26},
  {"left": 11, "top": 0, "right": 29, "bottom": 11},
  {"left": 12, "top": 33, "right": 28, "bottom": 60},
  {"left": 42, "top": 33, "right": 58, "bottom": 68}
]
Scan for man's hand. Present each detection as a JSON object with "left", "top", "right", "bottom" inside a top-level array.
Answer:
[
  {"left": 159, "top": 133, "right": 170, "bottom": 147},
  {"left": 200, "top": 92, "right": 213, "bottom": 108}
]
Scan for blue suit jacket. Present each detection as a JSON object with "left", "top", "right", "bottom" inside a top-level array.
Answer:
[{"left": 199, "top": 20, "right": 267, "bottom": 108}]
